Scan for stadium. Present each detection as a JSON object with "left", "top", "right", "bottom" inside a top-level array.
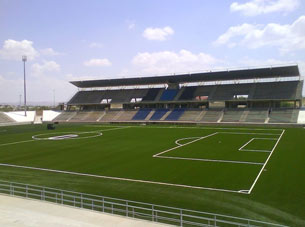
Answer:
[{"left": 0, "top": 64, "right": 305, "bottom": 226}]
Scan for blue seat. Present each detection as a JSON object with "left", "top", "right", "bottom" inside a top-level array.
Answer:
[{"left": 132, "top": 109, "right": 151, "bottom": 120}]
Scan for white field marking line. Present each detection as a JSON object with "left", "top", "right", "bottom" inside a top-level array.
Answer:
[
  {"left": 153, "top": 132, "right": 218, "bottom": 157},
  {"left": 239, "top": 137, "right": 279, "bottom": 153},
  {"left": 32, "top": 126, "right": 129, "bottom": 140},
  {"left": 1, "top": 127, "right": 128, "bottom": 146},
  {"left": 219, "top": 132, "right": 281, "bottom": 136},
  {"left": 240, "top": 149, "right": 271, "bottom": 153},
  {"left": 248, "top": 129, "right": 285, "bottom": 194},
  {"left": 155, "top": 155, "right": 264, "bottom": 165},
  {"left": 0, "top": 140, "right": 36, "bottom": 147},
  {"left": 0, "top": 163, "right": 246, "bottom": 194},
  {"left": 175, "top": 137, "right": 202, "bottom": 146},
  {"left": 239, "top": 138, "right": 255, "bottom": 151},
  {"left": 32, "top": 131, "right": 103, "bottom": 141},
  {"left": 85, "top": 124, "right": 283, "bottom": 131},
  {"left": 252, "top": 138, "right": 278, "bottom": 140},
  {"left": 156, "top": 131, "right": 277, "bottom": 165}
]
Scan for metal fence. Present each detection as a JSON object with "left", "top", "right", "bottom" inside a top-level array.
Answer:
[{"left": 0, "top": 180, "right": 287, "bottom": 227}]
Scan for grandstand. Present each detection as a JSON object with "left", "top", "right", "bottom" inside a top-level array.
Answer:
[{"left": 57, "top": 65, "right": 303, "bottom": 124}]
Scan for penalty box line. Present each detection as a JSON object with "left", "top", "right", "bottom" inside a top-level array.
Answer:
[
  {"left": 238, "top": 137, "right": 278, "bottom": 153},
  {"left": 248, "top": 129, "right": 286, "bottom": 194},
  {"left": 0, "top": 163, "right": 246, "bottom": 194},
  {"left": 154, "top": 131, "right": 269, "bottom": 165}
]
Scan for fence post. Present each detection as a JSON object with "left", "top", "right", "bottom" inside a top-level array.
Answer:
[
  {"left": 180, "top": 209, "right": 183, "bottom": 226},
  {"left": 111, "top": 204, "right": 113, "bottom": 214},
  {"left": 26, "top": 185, "right": 28, "bottom": 198},
  {"left": 81, "top": 194, "right": 83, "bottom": 208},
  {"left": 214, "top": 215, "right": 216, "bottom": 227},
  {"left": 92, "top": 200, "right": 94, "bottom": 210},
  {"left": 126, "top": 201, "right": 128, "bottom": 217},
  {"left": 61, "top": 191, "right": 63, "bottom": 204},
  {"left": 152, "top": 205, "right": 154, "bottom": 222},
  {"left": 10, "top": 183, "right": 13, "bottom": 195},
  {"left": 102, "top": 197, "right": 104, "bottom": 212}
]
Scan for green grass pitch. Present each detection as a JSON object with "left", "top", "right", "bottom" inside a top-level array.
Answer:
[{"left": 0, "top": 123, "right": 304, "bottom": 226}]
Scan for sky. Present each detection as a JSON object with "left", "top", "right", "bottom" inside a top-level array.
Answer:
[{"left": 0, "top": 0, "right": 305, "bottom": 104}]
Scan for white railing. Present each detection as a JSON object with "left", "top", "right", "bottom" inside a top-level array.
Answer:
[{"left": 0, "top": 180, "right": 287, "bottom": 227}]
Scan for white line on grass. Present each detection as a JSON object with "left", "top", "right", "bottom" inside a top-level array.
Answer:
[
  {"left": 219, "top": 132, "right": 281, "bottom": 136},
  {"left": 0, "top": 127, "right": 129, "bottom": 147},
  {"left": 239, "top": 138, "right": 255, "bottom": 151},
  {"left": 0, "top": 140, "right": 36, "bottom": 147},
  {"left": 239, "top": 137, "right": 278, "bottom": 153},
  {"left": 248, "top": 129, "right": 285, "bottom": 194},
  {"left": 86, "top": 125, "right": 283, "bottom": 131},
  {"left": 175, "top": 137, "right": 202, "bottom": 146},
  {"left": 0, "top": 163, "right": 246, "bottom": 194},
  {"left": 155, "top": 156, "right": 264, "bottom": 165},
  {"left": 153, "top": 132, "right": 218, "bottom": 157},
  {"left": 155, "top": 132, "right": 272, "bottom": 165}
]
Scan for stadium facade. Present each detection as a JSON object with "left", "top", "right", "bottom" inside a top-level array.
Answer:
[{"left": 54, "top": 64, "right": 303, "bottom": 124}]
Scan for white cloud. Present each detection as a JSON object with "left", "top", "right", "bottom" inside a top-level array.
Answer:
[
  {"left": 89, "top": 42, "right": 103, "bottom": 48},
  {"left": 214, "top": 15, "right": 305, "bottom": 54},
  {"left": 83, "top": 58, "right": 112, "bottom": 67},
  {"left": 0, "top": 39, "right": 39, "bottom": 61},
  {"left": 143, "top": 26, "right": 174, "bottom": 41},
  {"left": 40, "top": 48, "right": 62, "bottom": 56},
  {"left": 230, "top": 0, "right": 299, "bottom": 16},
  {"left": 31, "top": 61, "right": 61, "bottom": 77},
  {"left": 131, "top": 49, "right": 219, "bottom": 75}
]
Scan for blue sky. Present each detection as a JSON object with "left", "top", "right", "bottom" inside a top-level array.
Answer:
[{"left": 0, "top": 0, "right": 304, "bottom": 103}]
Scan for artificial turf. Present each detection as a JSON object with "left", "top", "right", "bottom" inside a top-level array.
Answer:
[{"left": 0, "top": 123, "right": 304, "bottom": 226}]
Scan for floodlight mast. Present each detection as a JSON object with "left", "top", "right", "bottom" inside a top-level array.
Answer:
[{"left": 22, "top": 55, "right": 27, "bottom": 117}]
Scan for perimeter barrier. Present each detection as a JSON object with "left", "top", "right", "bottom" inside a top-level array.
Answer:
[{"left": 0, "top": 180, "right": 287, "bottom": 227}]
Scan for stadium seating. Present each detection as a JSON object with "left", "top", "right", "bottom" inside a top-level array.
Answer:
[
  {"left": 68, "top": 91, "right": 104, "bottom": 104},
  {"left": 116, "top": 110, "right": 137, "bottom": 121},
  {"left": 142, "top": 88, "right": 162, "bottom": 101},
  {"left": 53, "top": 112, "right": 76, "bottom": 121},
  {"left": 178, "top": 87, "right": 196, "bottom": 100},
  {"left": 252, "top": 81, "right": 299, "bottom": 100},
  {"left": 150, "top": 109, "right": 169, "bottom": 120},
  {"left": 200, "top": 109, "right": 223, "bottom": 122},
  {"left": 243, "top": 109, "right": 268, "bottom": 123},
  {"left": 165, "top": 109, "right": 185, "bottom": 121},
  {"left": 99, "top": 110, "right": 123, "bottom": 122},
  {"left": 210, "top": 84, "right": 253, "bottom": 101},
  {"left": 269, "top": 109, "right": 299, "bottom": 123},
  {"left": 221, "top": 109, "right": 244, "bottom": 122},
  {"left": 132, "top": 109, "right": 152, "bottom": 120},
  {"left": 179, "top": 109, "right": 204, "bottom": 121},
  {"left": 159, "top": 89, "right": 179, "bottom": 101}
]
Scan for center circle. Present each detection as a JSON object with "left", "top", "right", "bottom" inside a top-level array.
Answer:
[{"left": 32, "top": 131, "right": 103, "bottom": 141}]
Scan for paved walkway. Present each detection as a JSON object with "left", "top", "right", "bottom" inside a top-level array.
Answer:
[{"left": 0, "top": 195, "right": 167, "bottom": 227}]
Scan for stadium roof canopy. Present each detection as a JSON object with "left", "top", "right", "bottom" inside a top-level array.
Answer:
[{"left": 70, "top": 65, "right": 300, "bottom": 88}]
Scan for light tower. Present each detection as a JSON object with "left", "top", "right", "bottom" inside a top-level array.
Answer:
[{"left": 22, "top": 55, "right": 27, "bottom": 116}]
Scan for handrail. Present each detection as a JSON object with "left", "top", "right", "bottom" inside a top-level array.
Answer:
[{"left": 0, "top": 180, "right": 288, "bottom": 227}]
